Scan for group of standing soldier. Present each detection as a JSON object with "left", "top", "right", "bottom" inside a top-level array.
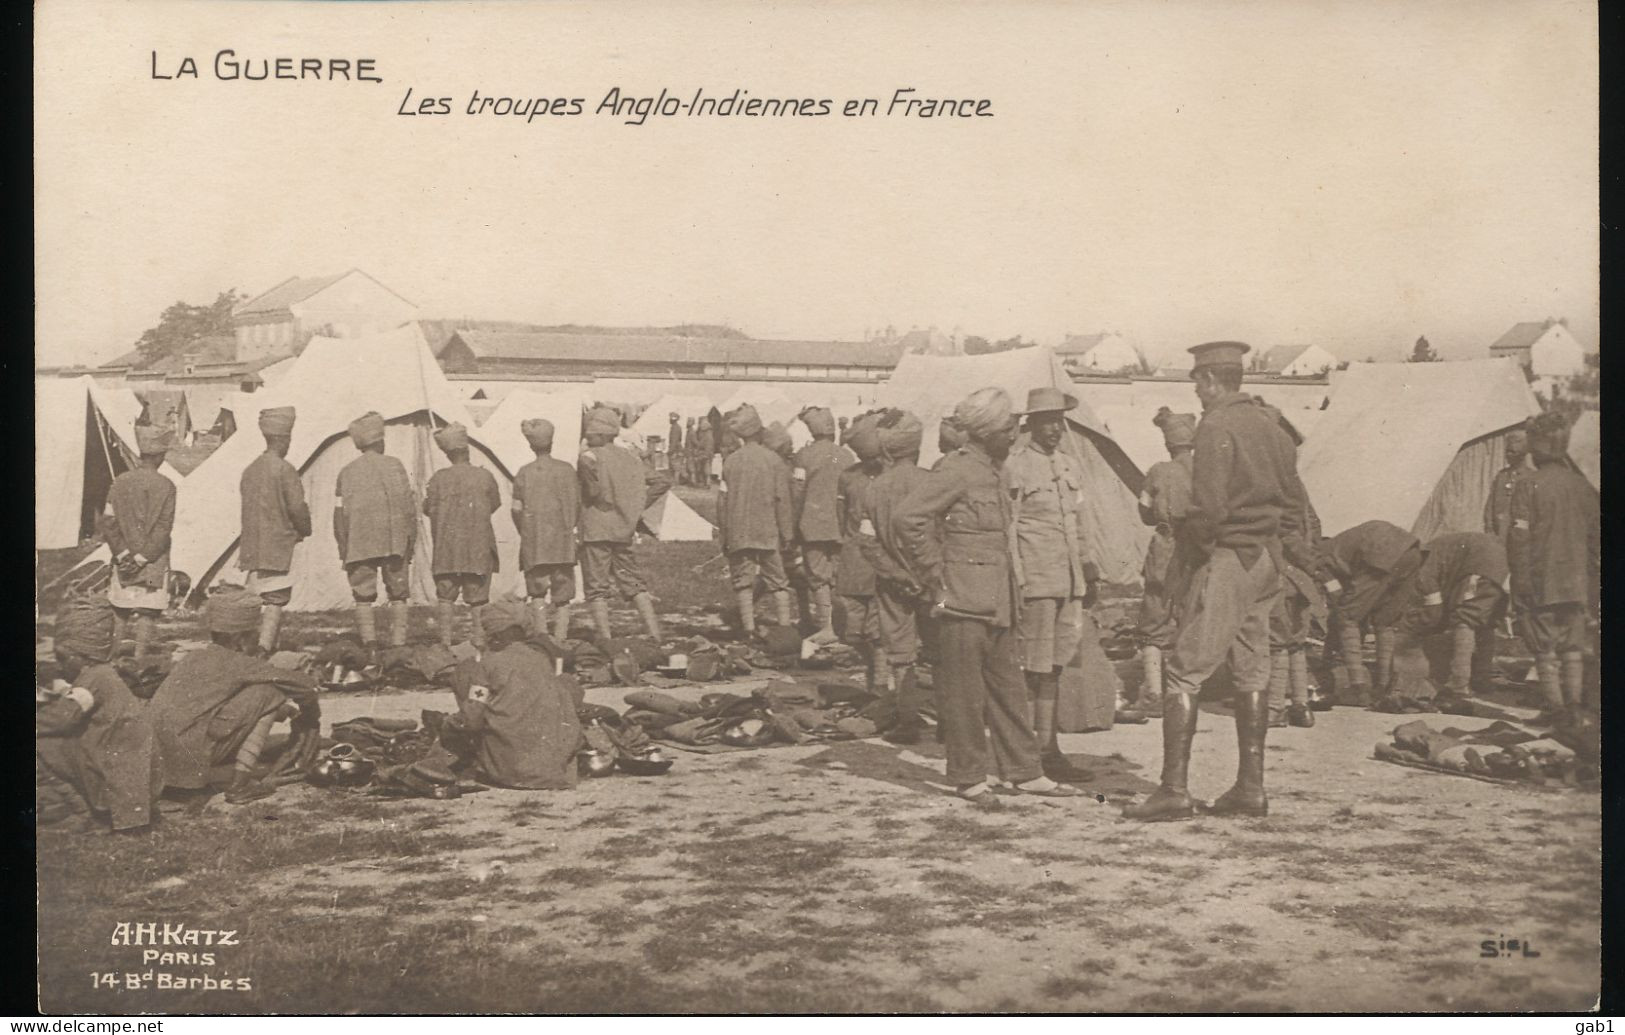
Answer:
[{"left": 666, "top": 412, "right": 717, "bottom": 488}]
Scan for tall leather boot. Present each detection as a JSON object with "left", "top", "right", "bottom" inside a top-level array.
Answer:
[
  {"left": 773, "top": 590, "right": 795, "bottom": 630},
  {"left": 1139, "top": 646, "right": 1165, "bottom": 717},
  {"left": 810, "top": 587, "right": 839, "bottom": 644},
  {"left": 736, "top": 588, "right": 757, "bottom": 637},
  {"left": 633, "top": 591, "right": 663, "bottom": 641},
  {"left": 1266, "top": 650, "right": 1290, "bottom": 726},
  {"left": 354, "top": 603, "right": 378, "bottom": 649},
  {"left": 1443, "top": 625, "right": 1477, "bottom": 699},
  {"left": 590, "top": 599, "right": 615, "bottom": 641},
  {"left": 131, "top": 613, "right": 157, "bottom": 658},
  {"left": 437, "top": 601, "right": 458, "bottom": 647},
  {"left": 388, "top": 601, "right": 410, "bottom": 647},
  {"left": 468, "top": 605, "right": 487, "bottom": 652},
  {"left": 1336, "top": 620, "right": 1371, "bottom": 704},
  {"left": 1373, "top": 627, "right": 1397, "bottom": 697},
  {"left": 884, "top": 665, "right": 923, "bottom": 744},
  {"left": 551, "top": 604, "right": 573, "bottom": 643},
  {"left": 1122, "top": 691, "right": 1199, "bottom": 821},
  {"left": 1287, "top": 648, "right": 1314, "bottom": 727},
  {"left": 1205, "top": 690, "right": 1268, "bottom": 816},
  {"left": 257, "top": 604, "right": 284, "bottom": 656}
]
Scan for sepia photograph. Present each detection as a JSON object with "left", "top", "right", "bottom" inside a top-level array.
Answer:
[{"left": 32, "top": 0, "right": 1600, "bottom": 1016}]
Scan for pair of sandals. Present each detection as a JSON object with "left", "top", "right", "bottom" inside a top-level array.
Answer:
[{"left": 955, "top": 777, "right": 1083, "bottom": 808}]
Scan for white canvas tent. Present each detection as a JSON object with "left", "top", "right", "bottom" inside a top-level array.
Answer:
[
  {"left": 168, "top": 324, "right": 537, "bottom": 611},
  {"left": 875, "top": 346, "right": 1150, "bottom": 584},
  {"left": 1568, "top": 409, "right": 1599, "bottom": 489},
  {"left": 1298, "top": 359, "right": 1542, "bottom": 539},
  {"left": 476, "top": 386, "right": 588, "bottom": 475},
  {"left": 630, "top": 394, "right": 714, "bottom": 440},
  {"left": 36, "top": 376, "right": 180, "bottom": 550},
  {"left": 639, "top": 491, "right": 714, "bottom": 541}
]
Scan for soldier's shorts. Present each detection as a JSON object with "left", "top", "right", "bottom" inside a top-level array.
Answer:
[
  {"left": 840, "top": 594, "right": 880, "bottom": 646},
  {"left": 728, "top": 548, "right": 789, "bottom": 593},
  {"left": 346, "top": 556, "right": 410, "bottom": 603},
  {"left": 1518, "top": 602, "right": 1589, "bottom": 656},
  {"left": 801, "top": 542, "right": 839, "bottom": 590},
  {"left": 1166, "top": 547, "right": 1282, "bottom": 697},
  {"left": 1018, "top": 596, "right": 1085, "bottom": 672},
  {"left": 877, "top": 579, "right": 934, "bottom": 666},
  {"left": 246, "top": 569, "right": 293, "bottom": 608},
  {"left": 582, "top": 542, "right": 647, "bottom": 602},
  {"left": 524, "top": 563, "right": 577, "bottom": 603},
  {"left": 434, "top": 572, "right": 492, "bottom": 605},
  {"left": 206, "top": 683, "right": 289, "bottom": 766}
]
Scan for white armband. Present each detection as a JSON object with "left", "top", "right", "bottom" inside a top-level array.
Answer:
[{"left": 1421, "top": 591, "right": 1444, "bottom": 607}]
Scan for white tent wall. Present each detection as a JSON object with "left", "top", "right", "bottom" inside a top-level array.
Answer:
[
  {"left": 630, "top": 394, "right": 715, "bottom": 439},
  {"left": 640, "top": 491, "right": 714, "bottom": 541},
  {"left": 36, "top": 376, "right": 175, "bottom": 550},
  {"left": 477, "top": 386, "right": 587, "bottom": 475},
  {"left": 1298, "top": 359, "right": 1541, "bottom": 538},
  {"left": 876, "top": 346, "right": 1150, "bottom": 584},
  {"left": 1569, "top": 410, "right": 1599, "bottom": 488}
]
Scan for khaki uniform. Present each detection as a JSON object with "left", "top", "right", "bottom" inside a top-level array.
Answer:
[
  {"left": 450, "top": 643, "right": 582, "bottom": 790},
  {"left": 1005, "top": 442, "right": 1090, "bottom": 672},
  {"left": 513, "top": 455, "right": 579, "bottom": 602},
  {"left": 423, "top": 462, "right": 502, "bottom": 604},
  {"left": 892, "top": 443, "right": 1040, "bottom": 787},
  {"left": 861, "top": 462, "right": 934, "bottom": 665},
  {"left": 720, "top": 441, "right": 794, "bottom": 593},
  {"left": 1388, "top": 532, "right": 1509, "bottom": 697},
  {"left": 1137, "top": 454, "right": 1195, "bottom": 649},
  {"left": 1509, "top": 460, "right": 1600, "bottom": 655},
  {"left": 103, "top": 468, "right": 176, "bottom": 612},
  {"left": 1164, "top": 393, "right": 1308, "bottom": 697},
  {"left": 835, "top": 461, "right": 881, "bottom": 645},
  {"left": 578, "top": 443, "right": 649, "bottom": 601},
  {"left": 794, "top": 439, "right": 857, "bottom": 590},
  {"left": 335, "top": 452, "right": 417, "bottom": 602},
  {"left": 239, "top": 451, "right": 311, "bottom": 606},
  {"left": 1484, "top": 456, "right": 1534, "bottom": 540},
  {"left": 35, "top": 664, "right": 163, "bottom": 831},
  {"left": 151, "top": 644, "right": 317, "bottom": 790}
]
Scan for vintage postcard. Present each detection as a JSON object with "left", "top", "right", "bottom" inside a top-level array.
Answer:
[{"left": 33, "top": 0, "right": 1600, "bottom": 1016}]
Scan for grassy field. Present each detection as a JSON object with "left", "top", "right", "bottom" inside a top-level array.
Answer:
[{"left": 33, "top": 536, "right": 1602, "bottom": 1014}]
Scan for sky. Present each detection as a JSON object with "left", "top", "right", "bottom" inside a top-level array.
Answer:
[{"left": 35, "top": 0, "right": 1598, "bottom": 369}]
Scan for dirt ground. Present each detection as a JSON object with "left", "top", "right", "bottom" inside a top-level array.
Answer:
[{"left": 33, "top": 542, "right": 1601, "bottom": 1015}]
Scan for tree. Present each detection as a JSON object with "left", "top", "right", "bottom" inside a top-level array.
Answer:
[
  {"left": 961, "top": 335, "right": 994, "bottom": 355},
  {"left": 133, "top": 289, "right": 244, "bottom": 366},
  {"left": 1408, "top": 335, "right": 1440, "bottom": 363}
]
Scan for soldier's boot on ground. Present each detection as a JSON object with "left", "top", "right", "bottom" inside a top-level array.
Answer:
[
  {"left": 257, "top": 604, "right": 283, "bottom": 656},
  {"left": 736, "top": 589, "right": 757, "bottom": 638},
  {"left": 551, "top": 604, "right": 573, "bottom": 644},
  {"left": 1561, "top": 650, "right": 1588, "bottom": 722},
  {"left": 1122, "top": 691, "right": 1199, "bottom": 822},
  {"left": 1205, "top": 690, "right": 1269, "bottom": 817},
  {"left": 883, "top": 665, "right": 924, "bottom": 744},
  {"left": 388, "top": 600, "right": 411, "bottom": 648},
  {"left": 469, "top": 605, "right": 487, "bottom": 653},
  {"left": 1033, "top": 669, "right": 1093, "bottom": 781},
  {"left": 437, "top": 602, "right": 458, "bottom": 647},
  {"left": 590, "top": 599, "right": 616, "bottom": 642},
  {"left": 810, "top": 587, "right": 839, "bottom": 644},
  {"left": 1286, "top": 649, "right": 1315, "bottom": 727},
  {"left": 1534, "top": 652, "right": 1564, "bottom": 723},
  {"left": 633, "top": 591, "right": 663, "bottom": 642},
  {"left": 224, "top": 712, "right": 278, "bottom": 805},
  {"left": 1372, "top": 627, "right": 1397, "bottom": 698},
  {"left": 773, "top": 590, "right": 795, "bottom": 631},
  {"left": 1266, "top": 649, "right": 1290, "bottom": 727},
  {"left": 1335, "top": 621, "right": 1372, "bottom": 705},
  {"left": 1138, "top": 645, "right": 1165, "bottom": 718},
  {"left": 131, "top": 612, "right": 158, "bottom": 658}
]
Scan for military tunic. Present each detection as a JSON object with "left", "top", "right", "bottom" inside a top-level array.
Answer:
[
  {"left": 423, "top": 462, "right": 502, "bottom": 575},
  {"left": 335, "top": 452, "right": 417, "bottom": 563},
  {"left": 1508, "top": 459, "right": 1600, "bottom": 655},
  {"left": 452, "top": 642, "right": 582, "bottom": 790},
  {"left": 35, "top": 664, "right": 163, "bottom": 831},
  {"left": 835, "top": 461, "right": 881, "bottom": 644},
  {"left": 578, "top": 443, "right": 646, "bottom": 544},
  {"left": 1484, "top": 455, "right": 1534, "bottom": 540},
  {"left": 794, "top": 440, "right": 857, "bottom": 544},
  {"left": 720, "top": 442, "right": 793, "bottom": 552},
  {"left": 151, "top": 645, "right": 317, "bottom": 790},
  {"left": 891, "top": 443, "right": 1039, "bottom": 787},
  {"left": 1005, "top": 442, "right": 1091, "bottom": 672},
  {"left": 859, "top": 461, "right": 935, "bottom": 664},
  {"left": 238, "top": 451, "right": 311, "bottom": 573},
  {"left": 104, "top": 468, "right": 176, "bottom": 610},
  {"left": 1319, "top": 519, "right": 1422, "bottom": 626},
  {"left": 1138, "top": 453, "right": 1195, "bottom": 647},
  {"left": 513, "top": 455, "right": 580, "bottom": 567}
]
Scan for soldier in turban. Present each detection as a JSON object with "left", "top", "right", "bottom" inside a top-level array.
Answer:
[
  {"left": 835, "top": 412, "right": 888, "bottom": 693},
  {"left": 794, "top": 407, "right": 857, "bottom": 645},
  {"left": 719, "top": 405, "right": 796, "bottom": 637},
  {"left": 424, "top": 423, "right": 502, "bottom": 650},
  {"left": 238, "top": 406, "right": 310, "bottom": 653},
  {"left": 1136, "top": 407, "right": 1198, "bottom": 718},
  {"left": 512, "top": 418, "right": 580, "bottom": 642},
  {"left": 36, "top": 595, "right": 163, "bottom": 832},
  {"left": 578, "top": 407, "right": 663, "bottom": 641},
  {"left": 335, "top": 412, "right": 418, "bottom": 654},
  {"left": 101, "top": 423, "right": 176, "bottom": 656},
  {"left": 150, "top": 589, "right": 319, "bottom": 805}
]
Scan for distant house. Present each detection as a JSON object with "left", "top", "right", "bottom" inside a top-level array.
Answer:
[
  {"left": 232, "top": 269, "right": 418, "bottom": 360},
  {"left": 1056, "top": 332, "right": 1142, "bottom": 373},
  {"left": 436, "top": 330, "right": 905, "bottom": 381},
  {"left": 1488, "top": 319, "right": 1587, "bottom": 379},
  {"left": 94, "top": 334, "right": 285, "bottom": 394},
  {"left": 1260, "top": 344, "right": 1338, "bottom": 377}
]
